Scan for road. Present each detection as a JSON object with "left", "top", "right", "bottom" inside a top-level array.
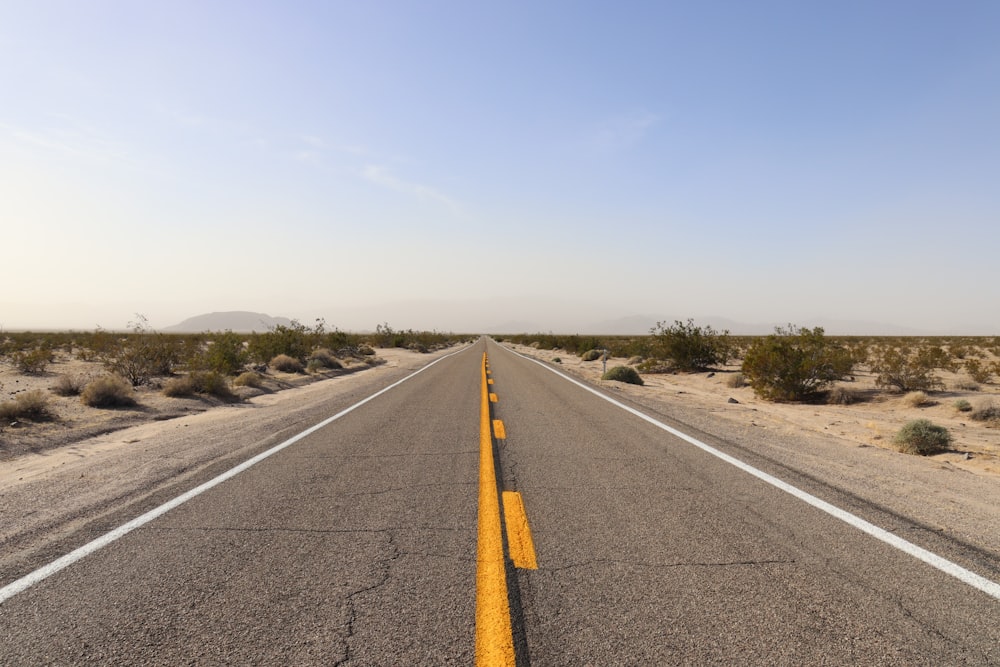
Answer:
[{"left": 1, "top": 338, "right": 999, "bottom": 665}]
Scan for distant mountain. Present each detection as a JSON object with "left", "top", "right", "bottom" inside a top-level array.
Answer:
[{"left": 163, "top": 311, "right": 294, "bottom": 333}]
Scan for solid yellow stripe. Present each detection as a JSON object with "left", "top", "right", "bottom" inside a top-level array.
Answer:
[
  {"left": 475, "top": 354, "right": 516, "bottom": 666},
  {"left": 502, "top": 491, "right": 538, "bottom": 570},
  {"left": 492, "top": 419, "right": 506, "bottom": 440}
]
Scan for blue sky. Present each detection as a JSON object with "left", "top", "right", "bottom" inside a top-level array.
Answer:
[{"left": 2, "top": 1, "right": 999, "bottom": 333}]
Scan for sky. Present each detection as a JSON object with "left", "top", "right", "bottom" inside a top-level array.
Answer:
[{"left": 2, "top": 1, "right": 999, "bottom": 334}]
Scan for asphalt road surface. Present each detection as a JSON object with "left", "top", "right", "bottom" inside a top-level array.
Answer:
[{"left": 2, "top": 339, "right": 999, "bottom": 665}]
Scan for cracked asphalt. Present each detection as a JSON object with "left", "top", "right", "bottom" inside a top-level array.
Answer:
[{"left": 2, "top": 338, "right": 1000, "bottom": 664}]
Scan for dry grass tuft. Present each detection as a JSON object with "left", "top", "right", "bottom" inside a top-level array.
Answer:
[{"left": 81, "top": 375, "right": 137, "bottom": 408}]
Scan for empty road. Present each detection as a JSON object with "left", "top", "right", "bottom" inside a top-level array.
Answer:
[{"left": 2, "top": 339, "right": 999, "bottom": 665}]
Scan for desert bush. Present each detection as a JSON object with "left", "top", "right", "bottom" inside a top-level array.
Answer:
[
  {"left": 163, "top": 375, "right": 197, "bottom": 397},
  {"left": 270, "top": 354, "right": 304, "bottom": 373},
  {"left": 51, "top": 375, "right": 84, "bottom": 397},
  {"left": 357, "top": 345, "right": 375, "bottom": 356},
  {"left": 163, "top": 371, "right": 236, "bottom": 401},
  {"left": 12, "top": 347, "right": 54, "bottom": 375},
  {"left": 0, "top": 390, "right": 53, "bottom": 421},
  {"left": 953, "top": 399, "right": 973, "bottom": 412},
  {"left": 869, "top": 345, "right": 945, "bottom": 392},
  {"left": 725, "top": 373, "right": 746, "bottom": 388},
  {"left": 954, "top": 380, "right": 981, "bottom": 392},
  {"left": 102, "top": 316, "right": 180, "bottom": 387},
  {"left": 964, "top": 359, "right": 993, "bottom": 384},
  {"left": 649, "top": 319, "right": 730, "bottom": 371},
  {"left": 580, "top": 349, "right": 602, "bottom": 361},
  {"left": 198, "top": 331, "right": 248, "bottom": 375},
  {"left": 81, "top": 375, "right": 137, "bottom": 408},
  {"left": 247, "top": 321, "right": 311, "bottom": 364},
  {"left": 827, "top": 386, "right": 861, "bottom": 405},
  {"left": 552, "top": 357, "right": 562, "bottom": 364},
  {"left": 233, "top": 371, "right": 264, "bottom": 388},
  {"left": 904, "top": 391, "right": 932, "bottom": 407},
  {"left": 970, "top": 401, "right": 1000, "bottom": 422},
  {"left": 626, "top": 356, "right": 644, "bottom": 366},
  {"left": 892, "top": 419, "right": 951, "bottom": 455},
  {"left": 601, "top": 365, "right": 644, "bottom": 385},
  {"left": 742, "top": 326, "right": 853, "bottom": 402},
  {"left": 307, "top": 348, "right": 342, "bottom": 369}
]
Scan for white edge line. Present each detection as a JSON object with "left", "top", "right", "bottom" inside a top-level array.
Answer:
[
  {"left": 0, "top": 346, "right": 470, "bottom": 606},
  {"left": 505, "top": 345, "right": 1000, "bottom": 602}
]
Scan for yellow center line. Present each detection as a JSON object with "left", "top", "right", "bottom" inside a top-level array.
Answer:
[
  {"left": 502, "top": 491, "right": 538, "bottom": 570},
  {"left": 475, "top": 353, "right": 516, "bottom": 666}
]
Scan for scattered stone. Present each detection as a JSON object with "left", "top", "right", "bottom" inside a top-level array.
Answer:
[{"left": 728, "top": 397, "right": 739, "bottom": 404}]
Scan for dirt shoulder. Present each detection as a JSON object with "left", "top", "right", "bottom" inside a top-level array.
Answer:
[{"left": 503, "top": 343, "right": 1000, "bottom": 557}]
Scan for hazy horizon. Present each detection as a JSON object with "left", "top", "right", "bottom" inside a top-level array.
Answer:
[{"left": 3, "top": 2, "right": 998, "bottom": 335}]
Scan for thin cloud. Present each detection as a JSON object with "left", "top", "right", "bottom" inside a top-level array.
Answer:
[
  {"left": 361, "top": 164, "right": 461, "bottom": 213},
  {"left": 591, "top": 110, "right": 660, "bottom": 150},
  {"left": 0, "top": 118, "right": 131, "bottom": 164}
]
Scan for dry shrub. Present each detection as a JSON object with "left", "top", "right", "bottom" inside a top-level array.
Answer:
[
  {"left": 233, "top": 372, "right": 264, "bottom": 388},
  {"left": 51, "top": 375, "right": 84, "bottom": 397},
  {"left": 13, "top": 348, "right": 53, "bottom": 375},
  {"left": 307, "top": 348, "right": 342, "bottom": 369},
  {"left": 580, "top": 349, "right": 602, "bottom": 361},
  {"left": 270, "top": 354, "right": 304, "bottom": 373},
  {"left": 725, "top": 373, "right": 746, "bottom": 388},
  {"left": 953, "top": 399, "right": 973, "bottom": 413},
  {"left": 954, "top": 380, "right": 981, "bottom": 392},
  {"left": 970, "top": 400, "right": 1000, "bottom": 422},
  {"left": 163, "top": 376, "right": 196, "bottom": 398},
  {"left": 904, "top": 391, "right": 932, "bottom": 407},
  {"left": 827, "top": 386, "right": 860, "bottom": 405},
  {"left": 0, "top": 390, "right": 53, "bottom": 421},
  {"left": 892, "top": 419, "right": 951, "bottom": 455},
  {"left": 164, "top": 372, "right": 236, "bottom": 401},
  {"left": 81, "top": 375, "right": 137, "bottom": 408}
]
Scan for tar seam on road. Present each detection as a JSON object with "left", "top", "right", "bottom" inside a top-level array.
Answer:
[
  {"left": 510, "top": 346, "right": 1000, "bottom": 602},
  {"left": 0, "top": 347, "right": 470, "bottom": 606}
]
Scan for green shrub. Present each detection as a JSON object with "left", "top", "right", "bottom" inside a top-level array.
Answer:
[
  {"left": 12, "top": 347, "right": 53, "bottom": 375},
  {"left": 270, "top": 354, "right": 304, "bottom": 373},
  {"left": 742, "top": 326, "right": 853, "bottom": 402},
  {"left": 649, "top": 319, "right": 730, "bottom": 371},
  {"left": 870, "top": 345, "right": 945, "bottom": 392},
  {"left": 964, "top": 359, "right": 993, "bottom": 384},
  {"left": 0, "top": 390, "right": 53, "bottom": 421},
  {"left": 892, "top": 419, "right": 951, "bottom": 455},
  {"left": 233, "top": 371, "right": 264, "bottom": 388},
  {"left": 601, "top": 365, "right": 644, "bottom": 385},
  {"left": 199, "top": 331, "right": 248, "bottom": 375},
  {"left": 247, "top": 322, "right": 311, "bottom": 364},
  {"left": 81, "top": 375, "right": 137, "bottom": 408},
  {"left": 552, "top": 357, "right": 562, "bottom": 364},
  {"left": 102, "top": 316, "right": 180, "bottom": 387},
  {"left": 51, "top": 375, "right": 84, "bottom": 397},
  {"left": 580, "top": 349, "right": 602, "bottom": 361},
  {"left": 953, "top": 399, "right": 973, "bottom": 412}
]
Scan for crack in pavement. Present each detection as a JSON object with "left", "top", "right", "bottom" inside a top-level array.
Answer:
[{"left": 334, "top": 530, "right": 401, "bottom": 667}]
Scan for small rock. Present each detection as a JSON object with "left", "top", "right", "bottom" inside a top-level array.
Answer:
[
  {"left": 707, "top": 372, "right": 715, "bottom": 378},
  {"left": 728, "top": 397, "right": 739, "bottom": 404}
]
